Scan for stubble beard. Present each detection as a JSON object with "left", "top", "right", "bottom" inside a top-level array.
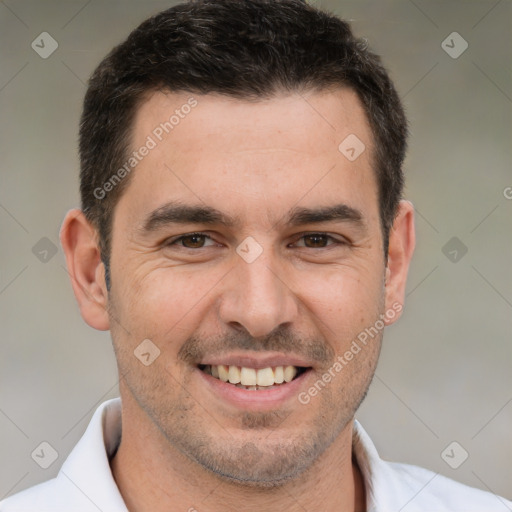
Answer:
[
  {"left": 108, "top": 288, "right": 383, "bottom": 487},
  {"left": 115, "top": 341, "right": 381, "bottom": 488}
]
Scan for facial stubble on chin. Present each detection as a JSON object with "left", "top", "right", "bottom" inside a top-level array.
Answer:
[
  {"left": 115, "top": 352, "right": 380, "bottom": 484},
  {"left": 107, "top": 287, "right": 383, "bottom": 486},
  {"left": 153, "top": 354, "right": 379, "bottom": 488}
]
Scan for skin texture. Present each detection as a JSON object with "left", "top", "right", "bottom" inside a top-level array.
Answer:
[{"left": 61, "top": 88, "right": 415, "bottom": 512}]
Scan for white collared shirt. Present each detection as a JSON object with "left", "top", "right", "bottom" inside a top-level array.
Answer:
[{"left": 1, "top": 398, "right": 511, "bottom": 511}]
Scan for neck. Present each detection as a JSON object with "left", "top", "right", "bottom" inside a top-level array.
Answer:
[{"left": 111, "top": 396, "right": 366, "bottom": 512}]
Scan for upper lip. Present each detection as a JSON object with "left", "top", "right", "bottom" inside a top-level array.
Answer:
[{"left": 198, "top": 352, "right": 314, "bottom": 370}]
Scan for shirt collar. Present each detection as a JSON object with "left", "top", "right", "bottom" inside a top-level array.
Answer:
[
  {"left": 352, "top": 418, "right": 397, "bottom": 511},
  {"left": 59, "top": 398, "right": 128, "bottom": 512}
]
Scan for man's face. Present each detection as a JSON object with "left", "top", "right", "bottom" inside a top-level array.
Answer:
[{"left": 108, "top": 89, "right": 389, "bottom": 484}]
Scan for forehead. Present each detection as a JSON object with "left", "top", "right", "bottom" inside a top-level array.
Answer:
[
  {"left": 134, "top": 88, "right": 371, "bottom": 153},
  {"left": 119, "top": 88, "right": 378, "bottom": 230}
]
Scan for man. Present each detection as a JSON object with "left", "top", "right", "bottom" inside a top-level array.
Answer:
[{"left": 2, "top": 0, "right": 510, "bottom": 511}]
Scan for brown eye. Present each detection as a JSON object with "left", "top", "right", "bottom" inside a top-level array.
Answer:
[
  {"left": 167, "top": 233, "right": 215, "bottom": 249},
  {"left": 302, "top": 234, "right": 330, "bottom": 248},
  {"left": 293, "top": 233, "right": 344, "bottom": 249},
  {"left": 180, "top": 234, "right": 207, "bottom": 248}
]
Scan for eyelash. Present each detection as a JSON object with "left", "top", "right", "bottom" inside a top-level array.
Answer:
[{"left": 165, "top": 232, "right": 347, "bottom": 249}]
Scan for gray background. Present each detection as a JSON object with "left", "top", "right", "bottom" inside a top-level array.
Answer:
[{"left": 1, "top": 0, "right": 511, "bottom": 503}]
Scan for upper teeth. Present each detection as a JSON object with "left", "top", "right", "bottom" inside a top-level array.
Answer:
[{"left": 207, "top": 365, "right": 298, "bottom": 386}]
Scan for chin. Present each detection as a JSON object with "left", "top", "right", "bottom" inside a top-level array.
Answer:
[{"left": 185, "top": 430, "right": 331, "bottom": 487}]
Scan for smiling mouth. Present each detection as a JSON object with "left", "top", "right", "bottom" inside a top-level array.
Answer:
[{"left": 198, "top": 364, "right": 309, "bottom": 390}]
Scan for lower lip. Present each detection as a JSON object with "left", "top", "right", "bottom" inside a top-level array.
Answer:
[{"left": 196, "top": 367, "right": 312, "bottom": 411}]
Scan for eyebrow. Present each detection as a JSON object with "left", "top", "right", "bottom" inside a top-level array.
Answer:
[{"left": 140, "top": 201, "right": 366, "bottom": 233}]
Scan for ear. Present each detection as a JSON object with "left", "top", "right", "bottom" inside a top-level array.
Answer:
[
  {"left": 384, "top": 200, "right": 415, "bottom": 325},
  {"left": 60, "top": 209, "right": 110, "bottom": 331}
]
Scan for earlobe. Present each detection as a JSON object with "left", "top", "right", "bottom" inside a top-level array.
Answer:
[
  {"left": 384, "top": 200, "right": 415, "bottom": 325},
  {"left": 60, "top": 209, "right": 110, "bottom": 331}
]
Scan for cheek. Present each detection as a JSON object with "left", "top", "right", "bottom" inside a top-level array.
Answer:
[
  {"left": 116, "top": 264, "right": 224, "bottom": 340},
  {"left": 298, "top": 261, "right": 384, "bottom": 327}
]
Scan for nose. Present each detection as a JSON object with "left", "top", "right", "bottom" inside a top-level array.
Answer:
[{"left": 218, "top": 248, "right": 299, "bottom": 338}]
